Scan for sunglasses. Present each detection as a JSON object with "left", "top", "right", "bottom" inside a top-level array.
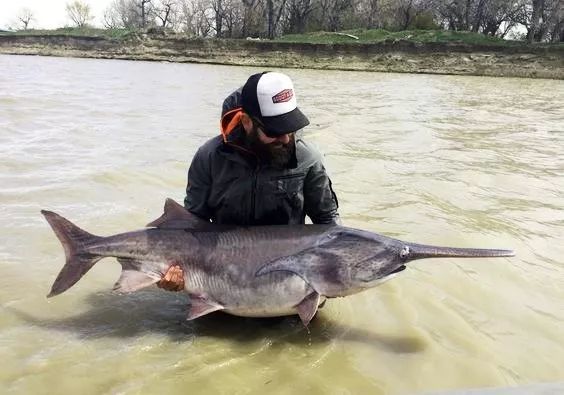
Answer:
[{"left": 252, "top": 118, "right": 292, "bottom": 139}]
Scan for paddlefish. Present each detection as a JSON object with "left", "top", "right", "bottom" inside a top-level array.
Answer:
[{"left": 42, "top": 199, "right": 514, "bottom": 327}]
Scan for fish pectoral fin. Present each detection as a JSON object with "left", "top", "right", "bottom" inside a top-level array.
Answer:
[
  {"left": 113, "top": 270, "right": 161, "bottom": 293},
  {"left": 295, "top": 292, "right": 320, "bottom": 330},
  {"left": 186, "top": 294, "right": 224, "bottom": 320},
  {"left": 146, "top": 198, "right": 215, "bottom": 230}
]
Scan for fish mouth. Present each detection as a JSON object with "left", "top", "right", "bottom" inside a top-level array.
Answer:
[{"left": 389, "top": 265, "right": 406, "bottom": 275}]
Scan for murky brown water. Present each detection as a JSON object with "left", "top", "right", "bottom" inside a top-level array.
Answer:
[{"left": 1, "top": 54, "right": 563, "bottom": 395}]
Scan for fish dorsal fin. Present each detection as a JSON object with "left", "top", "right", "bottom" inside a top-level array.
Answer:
[{"left": 146, "top": 198, "right": 214, "bottom": 230}]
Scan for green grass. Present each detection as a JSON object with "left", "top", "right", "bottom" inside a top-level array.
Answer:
[
  {"left": 0, "top": 27, "right": 135, "bottom": 39},
  {"left": 2, "top": 27, "right": 562, "bottom": 49},
  {"left": 276, "top": 29, "right": 520, "bottom": 46}
]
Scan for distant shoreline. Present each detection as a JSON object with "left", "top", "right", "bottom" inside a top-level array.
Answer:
[{"left": 1, "top": 34, "right": 563, "bottom": 79}]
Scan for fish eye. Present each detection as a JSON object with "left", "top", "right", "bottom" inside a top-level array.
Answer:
[{"left": 400, "top": 246, "right": 410, "bottom": 259}]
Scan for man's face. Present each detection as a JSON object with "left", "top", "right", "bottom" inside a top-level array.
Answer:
[{"left": 247, "top": 121, "right": 295, "bottom": 168}]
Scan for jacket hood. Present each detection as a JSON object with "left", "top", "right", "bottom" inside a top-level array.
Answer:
[
  {"left": 219, "top": 107, "right": 298, "bottom": 169},
  {"left": 220, "top": 107, "right": 245, "bottom": 144}
]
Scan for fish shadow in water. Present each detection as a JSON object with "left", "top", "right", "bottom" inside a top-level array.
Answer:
[{"left": 10, "top": 290, "right": 426, "bottom": 354}]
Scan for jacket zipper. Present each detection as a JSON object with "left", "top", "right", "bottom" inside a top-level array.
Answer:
[{"left": 225, "top": 141, "right": 261, "bottom": 225}]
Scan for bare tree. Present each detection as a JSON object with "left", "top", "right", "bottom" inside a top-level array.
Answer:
[
  {"left": 103, "top": 0, "right": 134, "bottom": 28},
  {"left": 240, "top": 0, "right": 263, "bottom": 37},
  {"left": 549, "top": 0, "right": 564, "bottom": 41},
  {"left": 510, "top": 0, "right": 559, "bottom": 42},
  {"left": 479, "top": 0, "right": 522, "bottom": 36},
  {"left": 178, "top": 0, "right": 196, "bottom": 33},
  {"left": 316, "top": 0, "right": 354, "bottom": 31},
  {"left": 471, "top": 0, "right": 487, "bottom": 32},
  {"left": 135, "top": 0, "right": 153, "bottom": 27},
  {"left": 264, "top": 0, "right": 288, "bottom": 38},
  {"left": 430, "top": 0, "right": 525, "bottom": 36},
  {"left": 16, "top": 8, "right": 35, "bottom": 30},
  {"left": 527, "top": 0, "right": 545, "bottom": 41},
  {"left": 285, "top": 0, "right": 315, "bottom": 33},
  {"left": 211, "top": 0, "right": 225, "bottom": 36},
  {"left": 95, "top": 0, "right": 564, "bottom": 42},
  {"left": 103, "top": 6, "right": 122, "bottom": 28},
  {"left": 187, "top": 0, "right": 214, "bottom": 36},
  {"left": 155, "top": 0, "right": 179, "bottom": 27},
  {"left": 397, "top": 0, "right": 416, "bottom": 29},
  {"left": 66, "top": 1, "right": 93, "bottom": 27},
  {"left": 221, "top": 0, "right": 244, "bottom": 37},
  {"left": 364, "top": 0, "right": 381, "bottom": 29}
]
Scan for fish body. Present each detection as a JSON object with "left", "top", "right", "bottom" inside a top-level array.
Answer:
[{"left": 42, "top": 199, "right": 514, "bottom": 327}]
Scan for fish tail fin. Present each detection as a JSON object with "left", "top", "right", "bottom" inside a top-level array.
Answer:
[{"left": 41, "top": 210, "right": 104, "bottom": 297}]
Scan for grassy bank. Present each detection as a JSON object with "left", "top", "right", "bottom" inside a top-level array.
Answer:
[
  {"left": 278, "top": 29, "right": 509, "bottom": 45},
  {"left": 1, "top": 28, "right": 563, "bottom": 79},
  {"left": 4, "top": 27, "right": 563, "bottom": 47},
  {"left": 0, "top": 27, "right": 135, "bottom": 39}
]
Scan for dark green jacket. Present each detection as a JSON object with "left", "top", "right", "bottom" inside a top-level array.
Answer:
[{"left": 183, "top": 131, "right": 340, "bottom": 226}]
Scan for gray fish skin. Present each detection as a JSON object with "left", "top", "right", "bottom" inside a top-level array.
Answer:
[{"left": 41, "top": 199, "right": 515, "bottom": 327}]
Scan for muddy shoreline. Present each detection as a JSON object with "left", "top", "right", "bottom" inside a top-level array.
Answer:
[{"left": 1, "top": 34, "right": 563, "bottom": 79}]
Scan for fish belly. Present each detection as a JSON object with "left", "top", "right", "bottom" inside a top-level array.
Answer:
[
  {"left": 223, "top": 295, "right": 327, "bottom": 318},
  {"left": 197, "top": 272, "right": 324, "bottom": 318}
]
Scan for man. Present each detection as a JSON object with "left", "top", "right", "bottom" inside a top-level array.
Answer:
[{"left": 159, "top": 71, "right": 339, "bottom": 290}]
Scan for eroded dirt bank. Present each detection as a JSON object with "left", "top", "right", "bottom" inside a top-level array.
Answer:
[{"left": 1, "top": 34, "right": 562, "bottom": 79}]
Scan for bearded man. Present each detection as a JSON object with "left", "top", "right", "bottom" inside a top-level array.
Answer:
[{"left": 159, "top": 71, "right": 340, "bottom": 290}]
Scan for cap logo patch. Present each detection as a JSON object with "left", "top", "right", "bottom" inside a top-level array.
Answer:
[{"left": 272, "top": 89, "right": 293, "bottom": 104}]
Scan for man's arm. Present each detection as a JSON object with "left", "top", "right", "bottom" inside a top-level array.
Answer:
[
  {"left": 159, "top": 147, "right": 212, "bottom": 292},
  {"left": 303, "top": 145, "right": 340, "bottom": 225},
  {"left": 184, "top": 147, "right": 213, "bottom": 221}
]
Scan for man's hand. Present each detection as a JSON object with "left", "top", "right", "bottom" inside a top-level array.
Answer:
[{"left": 157, "top": 265, "right": 185, "bottom": 292}]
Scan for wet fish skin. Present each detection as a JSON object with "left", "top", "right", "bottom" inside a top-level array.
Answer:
[{"left": 41, "top": 199, "right": 515, "bottom": 327}]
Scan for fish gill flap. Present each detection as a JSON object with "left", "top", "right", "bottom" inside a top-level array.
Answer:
[
  {"left": 255, "top": 248, "right": 347, "bottom": 298},
  {"left": 146, "top": 198, "right": 215, "bottom": 230}
]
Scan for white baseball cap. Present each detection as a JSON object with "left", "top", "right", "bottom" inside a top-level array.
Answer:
[{"left": 241, "top": 71, "right": 310, "bottom": 136}]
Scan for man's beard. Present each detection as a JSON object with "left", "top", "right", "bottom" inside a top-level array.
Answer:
[{"left": 247, "top": 127, "right": 295, "bottom": 169}]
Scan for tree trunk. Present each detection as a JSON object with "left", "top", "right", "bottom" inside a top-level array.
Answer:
[
  {"left": 215, "top": 0, "right": 223, "bottom": 37},
  {"left": 266, "top": 0, "right": 274, "bottom": 38},
  {"left": 367, "top": 0, "right": 379, "bottom": 29},
  {"left": 472, "top": 0, "right": 486, "bottom": 33},
  {"left": 527, "top": 0, "right": 545, "bottom": 42},
  {"left": 402, "top": 0, "right": 413, "bottom": 30},
  {"left": 464, "top": 0, "right": 471, "bottom": 30},
  {"left": 142, "top": 2, "right": 146, "bottom": 27}
]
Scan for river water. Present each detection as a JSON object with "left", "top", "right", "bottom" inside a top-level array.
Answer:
[{"left": 1, "top": 54, "right": 563, "bottom": 394}]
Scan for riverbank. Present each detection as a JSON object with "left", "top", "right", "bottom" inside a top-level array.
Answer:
[{"left": 1, "top": 30, "right": 563, "bottom": 79}]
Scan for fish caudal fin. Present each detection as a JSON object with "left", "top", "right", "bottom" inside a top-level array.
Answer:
[{"left": 41, "top": 210, "right": 103, "bottom": 297}]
